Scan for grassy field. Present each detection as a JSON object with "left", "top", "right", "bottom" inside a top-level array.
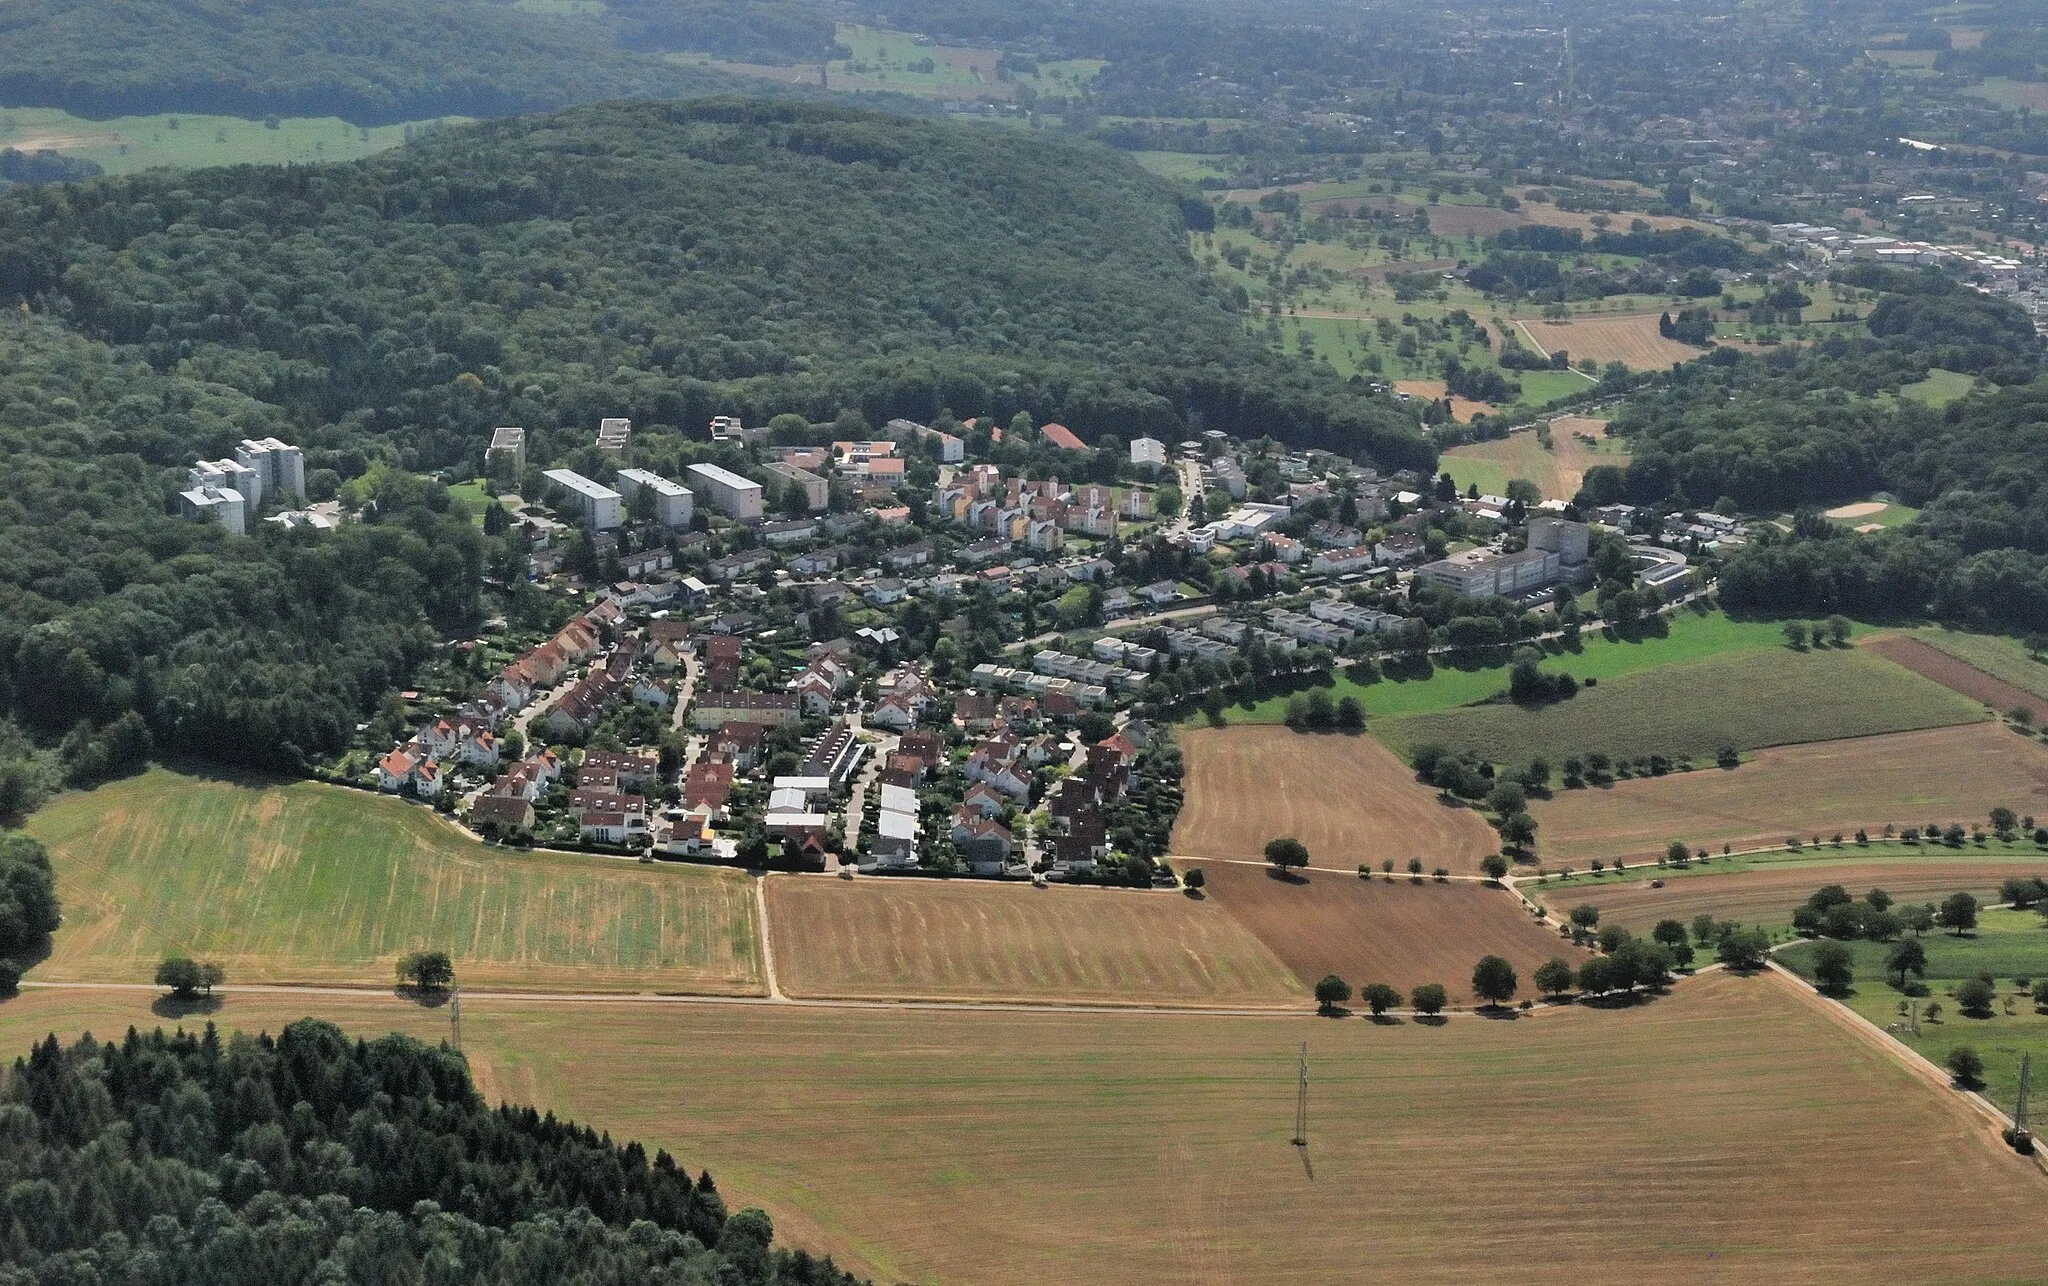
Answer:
[
  {"left": 1528, "top": 849, "right": 2048, "bottom": 937},
  {"left": 1187, "top": 860, "right": 1571, "bottom": 1004},
  {"left": 1213, "top": 608, "right": 1795, "bottom": 726},
  {"left": 1173, "top": 726, "right": 1499, "bottom": 872},
  {"left": 1898, "top": 367, "right": 1977, "bottom": 407},
  {"left": 3, "top": 972, "right": 2042, "bottom": 1282},
  {"left": 1531, "top": 723, "right": 2048, "bottom": 866},
  {"left": 447, "top": 479, "right": 495, "bottom": 526},
  {"left": 1439, "top": 416, "right": 1626, "bottom": 501},
  {"left": 1906, "top": 629, "right": 2048, "bottom": 703},
  {"left": 1782, "top": 907, "right": 2048, "bottom": 1105},
  {"left": 0, "top": 106, "right": 456, "bottom": 174},
  {"left": 763, "top": 875, "right": 1304, "bottom": 1005},
  {"left": 1375, "top": 643, "right": 1988, "bottom": 768},
  {"left": 24, "top": 768, "right": 763, "bottom": 992}
]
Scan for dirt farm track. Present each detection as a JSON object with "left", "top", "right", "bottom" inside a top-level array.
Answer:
[{"left": 1173, "top": 725, "right": 1500, "bottom": 873}]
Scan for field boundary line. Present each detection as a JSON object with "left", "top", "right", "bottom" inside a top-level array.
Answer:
[{"left": 755, "top": 874, "right": 784, "bottom": 1001}]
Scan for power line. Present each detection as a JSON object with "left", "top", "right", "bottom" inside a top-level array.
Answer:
[{"left": 1291, "top": 1041, "right": 1309, "bottom": 1148}]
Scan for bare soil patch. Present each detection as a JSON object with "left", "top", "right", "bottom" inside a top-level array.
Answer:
[
  {"left": 1188, "top": 860, "right": 1572, "bottom": 1003},
  {"left": 764, "top": 875, "right": 1303, "bottom": 1005},
  {"left": 1532, "top": 723, "right": 2048, "bottom": 866},
  {"left": 1174, "top": 725, "right": 1500, "bottom": 873},
  {"left": 1392, "top": 378, "right": 1494, "bottom": 423},
  {"left": 1516, "top": 314, "right": 1708, "bottom": 370},
  {"left": 1825, "top": 501, "right": 1887, "bottom": 519},
  {"left": 1419, "top": 204, "right": 1524, "bottom": 238},
  {"left": 1866, "top": 634, "right": 2044, "bottom": 714},
  {"left": 1534, "top": 859, "right": 2048, "bottom": 936}
]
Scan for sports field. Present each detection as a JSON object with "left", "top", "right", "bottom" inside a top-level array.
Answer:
[
  {"left": 1906, "top": 630, "right": 2048, "bottom": 703},
  {"left": 1515, "top": 314, "right": 1706, "bottom": 370},
  {"left": 1531, "top": 723, "right": 2048, "bottom": 866},
  {"left": 1375, "top": 643, "right": 1987, "bottom": 768},
  {"left": 1187, "top": 860, "right": 1569, "bottom": 1004},
  {"left": 1438, "top": 416, "right": 1626, "bottom": 502},
  {"left": 764, "top": 875, "right": 1303, "bottom": 1005},
  {"left": 1217, "top": 608, "right": 1793, "bottom": 725},
  {"left": 1529, "top": 855, "right": 2048, "bottom": 936},
  {"left": 23, "top": 768, "right": 763, "bottom": 992},
  {"left": 2, "top": 971, "right": 2042, "bottom": 1283}
]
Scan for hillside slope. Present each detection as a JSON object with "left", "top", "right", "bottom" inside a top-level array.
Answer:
[{"left": 2, "top": 98, "right": 1428, "bottom": 468}]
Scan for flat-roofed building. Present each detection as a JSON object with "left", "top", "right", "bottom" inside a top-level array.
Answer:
[
  {"left": 234, "top": 437, "right": 305, "bottom": 505},
  {"left": 179, "top": 485, "right": 246, "bottom": 535},
  {"left": 1130, "top": 437, "right": 1168, "bottom": 467},
  {"left": 686, "top": 462, "right": 765, "bottom": 522},
  {"left": 764, "top": 461, "right": 830, "bottom": 511},
  {"left": 595, "top": 417, "right": 631, "bottom": 454},
  {"left": 615, "top": 469, "right": 694, "bottom": 528},
  {"left": 487, "top": 426, "right": 526, "bottom": 479},
  {"left": 543, "top": 468, "right": 623, "bottom": 530}
]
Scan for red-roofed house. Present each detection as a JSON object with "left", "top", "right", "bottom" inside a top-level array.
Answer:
[{"left": 1040, "top": 422, "right": 1086, "bottom": 451}]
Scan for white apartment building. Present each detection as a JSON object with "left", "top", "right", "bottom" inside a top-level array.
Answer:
[
  {"left": 487, "top": 426, "right": 526, "bottom": 478},
  {"left": 543, "top": 468, "right": 623, "bottom": 530},
  {"left": 1130, "top": 437, "right": 1168, "bottom": 467},
  {"left": 615, "top": 469, "right": 694, "bottom": 527},
  {"left": 234, "top": 437, "right": 305, "bottom": 507},
  {"left": 686, "top": 462, "right": 765, "bottom": 521}
]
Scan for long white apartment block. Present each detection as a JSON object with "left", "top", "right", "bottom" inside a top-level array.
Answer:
[
  {"left": 686, "top": 462, "right": 765, "bottom": 521},
  {"left": 616, "top": 468, "right": 694, "bottom": 528},
  {"left": 543, "top": 468, "right": 623, "bottom": 530}
]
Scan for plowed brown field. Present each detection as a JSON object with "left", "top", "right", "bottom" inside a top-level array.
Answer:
[
  {"left": 1530, "top": 859, "right": 2048, "bottom": 935},
  {"left": 1531, "top": 723, "right": 2048, "bottom": 866},
  {"left": 1187, "top": 860, "right": 1571, "bottom": 1004},
  {"left": 1867, "top": 633, "right": 2043, "bottom": 713},
  {"left": 764, "top": 875, "right": 1304, "bottom": 1005},
  {"left": 1173, "top": 725, "right": 1501, "bottom": 873}
]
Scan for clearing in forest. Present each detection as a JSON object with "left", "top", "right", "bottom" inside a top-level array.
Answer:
[
  {"left": 1516, "top": 313, "right": 1708, "bottom": 370},
  {"left": 1173, "top": 726, "right": 1500, "bottom": 873},
  {"left": 1531, "top": 723, "right": 2048, "bottom": 866},
  {"left": 3, "top": 971, "right": 2043, "bottom": 1284},
  {"left": 24, "top": 768, "right": 763, "bottom": 993},
  {"left": 1438, "top": 415, "right": 1626, "bottom": 501},
  {"left": 1186, "top": 860, "right": 1568, "bottom": 1004},
  {"left": 763, "top": 875, "right": 1303, "bottom": 1005},
  {"left": 1375, "top": 643, "right": 1987, "bottom": 770}
]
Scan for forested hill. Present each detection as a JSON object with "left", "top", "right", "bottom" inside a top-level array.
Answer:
[
  {"left": 0, "top": 1020, "right": 864, "bottom": 1284},
  {"left": 0, "top": 0, "right": 766, "bottom": 124},
  {"left": 0, "top": 98, "right": 1428, "bottom": 469}
]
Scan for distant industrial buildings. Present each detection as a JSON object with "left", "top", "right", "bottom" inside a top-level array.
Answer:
[
  {"left": 543, "top": 468, "right": 623, "bottom": 530},
  {"left": 615, "top": 469, "right": 694, "bottom": 528}
]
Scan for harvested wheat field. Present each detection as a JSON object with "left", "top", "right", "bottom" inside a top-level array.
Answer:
[
  {"left": 1516, "top": 314, "right": 1706, "bottom": 370},
  {"left": 764, "top": 875, "right": 1304, "bottom": 1005},
  {"left": 1532, "top": 724, "right": 2048, "bottom": 866},
  {"left": 1187, "top": 860, "right": 1568, "bottom": 1004},
  {"left": 1174, "top": 725, "right": 1500, "bottom": 873},
  {"left": 1418, "top": 203, "right": 1524, "bottom": 238},
  {"left": 1532, "top": 858, "right": 2048, "bottom": 936},
  {"left": 7, "top": 969, "right": 2045, "bottom": 1284},
  {"left": 1866, "top": 633, "right": 2044, "bottom": 714}
]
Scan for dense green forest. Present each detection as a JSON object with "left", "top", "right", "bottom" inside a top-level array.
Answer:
[
  {"left": 1594, "top": 270, "right": 2048, "bottom": 631},
  {"left": 0, "top": 1019, "right": 861, "bottom": 1284},
  {"left": 0, "top": 0, "right": 748, "bottom": 123}
]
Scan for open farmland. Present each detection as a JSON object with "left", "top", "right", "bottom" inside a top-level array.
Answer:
[
  {"left": 1516, "top": 314, "right": 1708, "bottom": 370},
  {"left": 23, "top": 768, "right": 763, "bottom": 993},
  {"left": 1375, "top": 644, "right": 1987, "bottom": 768},
  {"left": 1173, "top": 726, "right": 1499, "bottom": 873},
  {"left": 1907, "top": 630, "right": 2048, "bottom": 702},
  {"left": 1529, "top": 856, "right": 2048, "bottom": 936},
  {"left": 763, "top": 875, "right": 1303, "bottom": 1005},
  {"left": 1186, "top": 860, "right": 1568, "bottom": 1004},
  {"left": 1532, "top": 724, "right": 2048, "bottom": 866},
  {"left": 1439, "top": 416, "right": 1627, "bottom": 501},
  {"left": 1868, "top": 634, "right": 2046, "bottom": 713},
  {"left": 5, "top": 971, "right": 2045, "bottom": 1283}
]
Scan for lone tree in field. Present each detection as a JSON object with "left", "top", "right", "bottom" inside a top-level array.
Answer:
[
  {"left": 1182, "top": 868, "right": 1205, "bottom": 894},
  {"left": 1782, "top": 620, "right": 1808, "bottom": 650},
  {"left": 397, "top": 950, "right": 456, "bottom": 993},
  {"left": 1265, "top": 837, "right": 1310, "bottom": 875},
  {"left": 1410, "top": 983, "right": 1448, "bottom": 1017},
  {"left": 155, "top": 957, "right": 203, "bottom": 1000},
  {"left": 1956, "top": 977, "right": 1997, "bottom": 1017},
  {"left": 1886, "top": 938, "right": 1928, "bottom": 988},
  {"left": 1939, "top": 891, "right": 1979, "bottom": 936},
  {"left": 1471, "top": 955, "right": 1518, "bottom": 1008},
  {"left": 1315, "top": 974, "right": 1352, "bottom": 1015},
  {"left": 1362, "top": 982, "right": 1402, "bottom": 1018},
  {"left": 1480, "top": 853, "right": 1510, "bottom": 882},
  {"left": 1948, "top": 1045, "right": 1986, "bottom": 1089},
  {"left": 1534, "top": 957, "right": 1575, "bottom": 998},
  {"left": 1810, "top": 941, "right": 1854, "bottom": 995}
]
